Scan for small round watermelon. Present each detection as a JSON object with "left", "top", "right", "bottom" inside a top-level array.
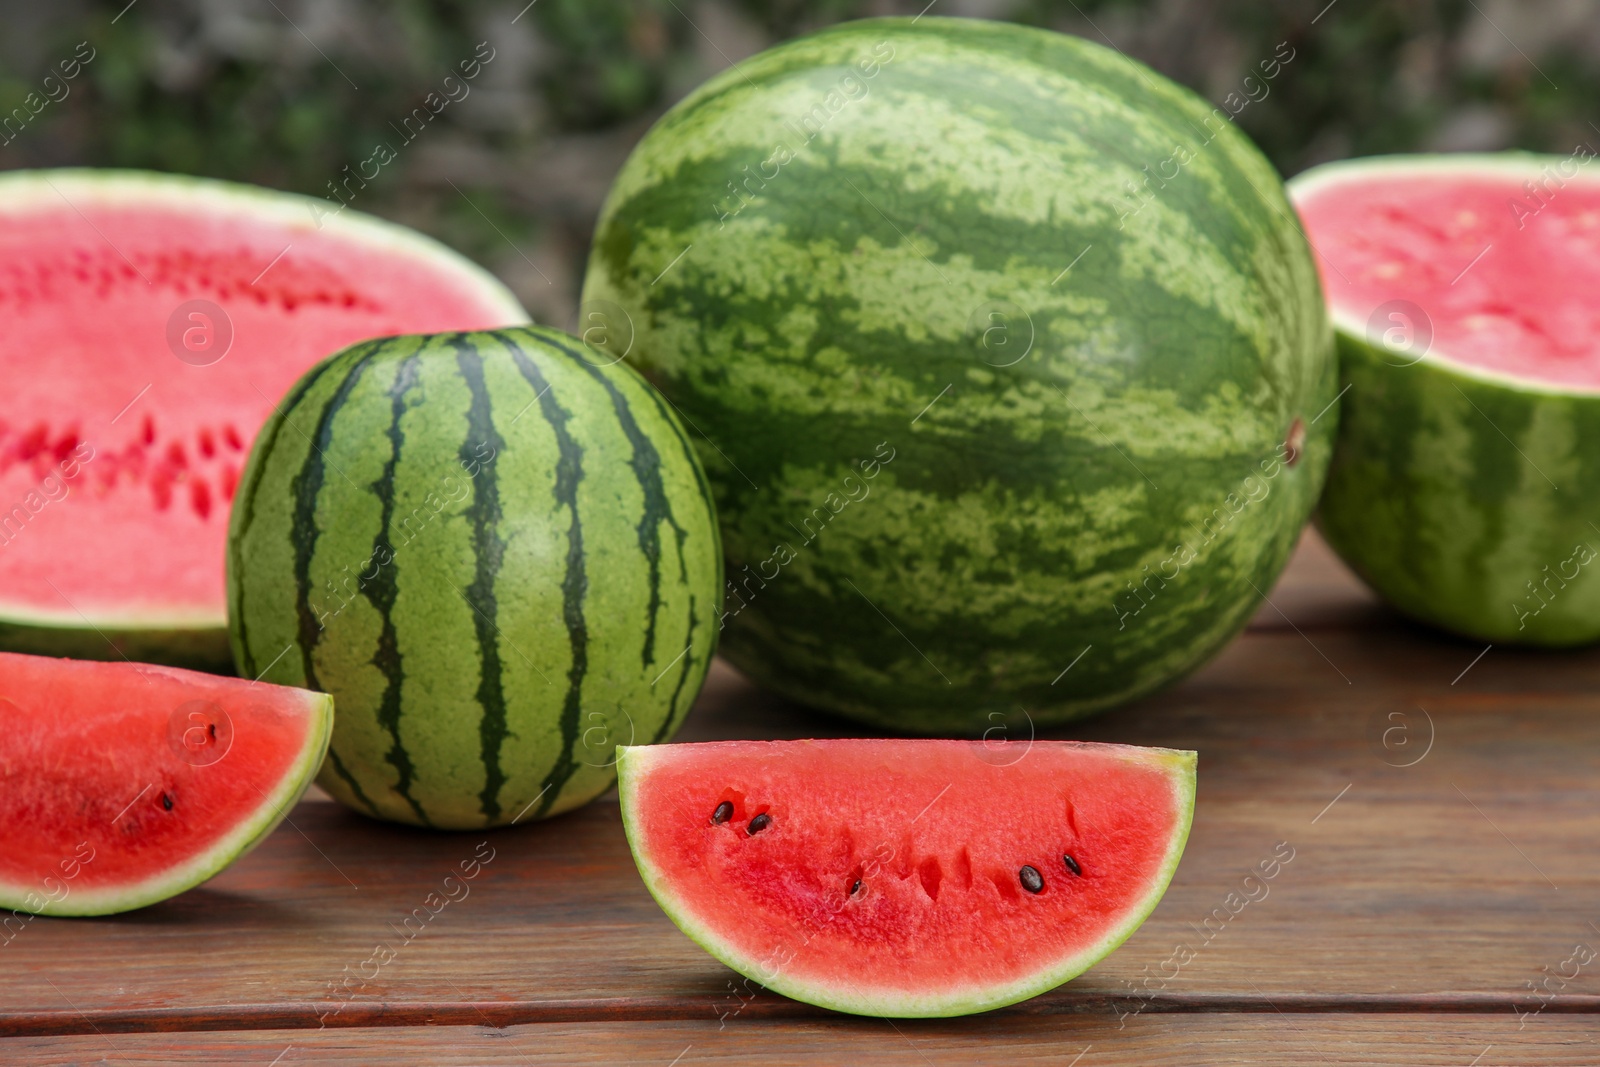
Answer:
[
  {"left": 227, "top": 326, "right": 723, "bottom": 828},
  {"left": 581, "top": 17, "right": 1335, "bottom": 731},
  {"left": 1292, "top": 154, "right": 1600, "bottom": 645}
]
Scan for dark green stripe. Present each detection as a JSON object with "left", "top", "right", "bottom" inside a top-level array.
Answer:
[
  {"left": 359, "top": 344, "right": 431, "bottom": 827},
  {"left": 324, "top": 745, "right": 381, "bottom": 817},
  {"left": 229, "top": 352, "right": 351, "bottom": 679},
  {"left": 452, "top": 336, "right": 511, "bottom": 823},
  {"left": 650, "top": 593, "right": 699, "bottom": 745},
  {"left": 544, "top": 334, "right": 687, "bottom": 668},
  {"left": 502, "top": 334, "right": 588, "bottom": 819},
  {"left": 637, "top": 382, "right": 721, "bottom": 569},
  {"left": 637, "top": 379, "right": 725, "bottom": 698},
  {"left": 291, "top": 340, "right": 390, "bottom": 690},
  {"left": 635, "top": 370, "right": 722, "bottom": 745}
]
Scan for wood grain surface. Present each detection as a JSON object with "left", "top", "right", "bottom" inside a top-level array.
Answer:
[
  {"left": 4, "top": 530, "right": 1599, "bottom": 1064},
  {"left": 9, "top": 1016, "right": 1595, "bottom": 1066}
]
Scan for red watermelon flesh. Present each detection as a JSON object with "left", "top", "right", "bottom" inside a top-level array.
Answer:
[
  {"left": 618, "top": 739, "right": 1196, "bottom": 1017},
  {"left": 0, "top": 170, "right": 527, "bottom": 663},
  {"left": 0, "top": 650, "right": 332, "bottom": 915},
  {"left": 1290, "top": 154, "right": 1600, "bottom": 388}
]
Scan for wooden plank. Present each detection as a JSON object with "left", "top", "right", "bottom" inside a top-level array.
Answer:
[
  {"left": 3, "top": 530, "right": 1596, "bottom": 1037},
  {"left": 5, "top": 1015, "right": 1594, "bottom": 1066}
]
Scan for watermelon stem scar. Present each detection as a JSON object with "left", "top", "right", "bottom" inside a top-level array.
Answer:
[{"left": 1284, "top": 418, "right": 1307, "bottom": 466}]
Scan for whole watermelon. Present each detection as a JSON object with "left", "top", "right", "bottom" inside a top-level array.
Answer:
[
  {"left": 227, "top": 326, "right": 723, "bottom": 828},
  {"left": 582, "top": 17, "right": 1335, "bottom": 732}
]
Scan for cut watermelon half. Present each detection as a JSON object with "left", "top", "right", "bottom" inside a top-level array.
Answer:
[
  {"left": 0, "top": 170, "right": 527, "bottom": 667},
  {"left": 617, "top": 739, "right": 1196, "bottom": 1017},
  {"left": 1290, "top": 154, "right": 1600, "bottom": 643},
  {"left": 1291, "top": 153, "right": 1600, "bottom": 391},
  {"left": 0, "top": 650, "right": 332, "bottom": 916}
]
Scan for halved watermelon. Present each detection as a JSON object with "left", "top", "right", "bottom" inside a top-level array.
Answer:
[
  {"left": 0, "top": 651, "right": 332, "bottom": 915},
  {"left": 1290, "top": 154, "right": 1600, "bottom": 643},
  {"left": 0, "top": 170, "right": 527, "bottom": 667},
  {"left": 617, "top": 739, "right": 1196, "bottom": 1017}
]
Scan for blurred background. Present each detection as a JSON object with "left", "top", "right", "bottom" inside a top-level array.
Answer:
[{"left": 2, "top": 0, "right": 1594, "bottom": 325}]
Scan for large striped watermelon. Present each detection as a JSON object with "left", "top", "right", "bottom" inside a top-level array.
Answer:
[
  {"left": 0, "top": 170, "right": 527, "bottom": 668},
  {"left": 227, "top": 326, "right": 722, "bottom": 828},
  {"left": 582, "top": 17, "right": 1335, "bottom": 731},
  {"left": 1291, "top": 154, "right": 1600, "bottom": 645}
]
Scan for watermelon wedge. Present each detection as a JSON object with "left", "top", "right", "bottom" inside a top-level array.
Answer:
[
  {"left": 617, "top": 740, "right": 1196, "bottom": 1017},
  {"left": 0, "top": 651, "right": 332, "bottom": 916},
  {"left": 1290, "top": 154, "right": 1600, "bottom": 643},
  {"left": 0, "top": 170, "right": 527, "bottom": 667}
]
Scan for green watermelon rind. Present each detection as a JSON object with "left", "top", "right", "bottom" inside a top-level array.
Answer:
[
  {"left": 0, "top": 683, "right": 333, "bottom": 918},
  {"left": 1290, "top": 154, "right": 1600, "bottom": 646},
  {"left": 583, "top": 15, "right": 1337, "bottom": 731},
  {"left": 0, "top": 168, "right": 528, "bottom": 669},
  {"left": 616, "top": 743, "right": 1197, "bottom": 1018},
  {"left": 0, "top": 617, "right": 234, "bottom": 672}
]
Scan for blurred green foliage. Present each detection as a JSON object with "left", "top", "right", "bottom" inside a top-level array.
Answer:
[{"left": 2, "top": 0, "right": 1596, "bottom": 317}]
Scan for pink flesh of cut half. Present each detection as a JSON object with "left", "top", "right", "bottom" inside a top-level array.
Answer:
[
  {"left": 1290, "top": 153, "right": 1600, "bottom": 390},
  {"left": 0, "top": 170, "right": 527, "bottom": 657}
]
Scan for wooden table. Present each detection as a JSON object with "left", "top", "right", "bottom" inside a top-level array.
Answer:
[{"left": 5, "top": 531, "right": 1598, "bottom": 1065}]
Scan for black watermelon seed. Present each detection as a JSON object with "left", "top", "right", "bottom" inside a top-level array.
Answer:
[
  {"left": 1019, "top": 865, "right": 1044, "bottom": 894},
  {"left": 161, "top": 792, "right": 174, "bottom": 811},
  {"left": 711, "top": 801, "right": 733, "bottom": 825},
  {"left": 1063, "top": 854, "right": 1081, "bottom": 876},
  {"left": 747, "top": 812, "right": 772, "bottom": 835},
  {"left": 849, "top": 879, "right": 863, "bottom": 896}
]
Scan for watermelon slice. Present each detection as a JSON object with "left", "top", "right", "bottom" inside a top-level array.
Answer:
[
  {"left": 1290, "top": 154, "right": 1600, "bottom": 643},
  {"left": 0, "top": 651, "right": 332, "bottom": 916},
  {"left": 617, "top": 740, "right": 1196, "bottom": 1017},
  {"left": 0, "top": 170, "right": 527, "bottom": 666}
]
